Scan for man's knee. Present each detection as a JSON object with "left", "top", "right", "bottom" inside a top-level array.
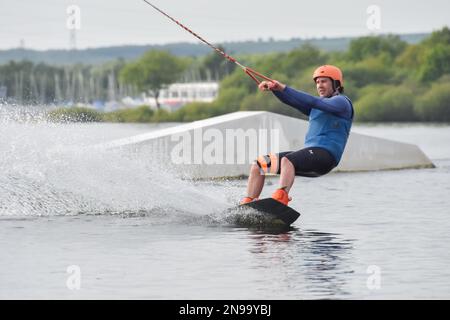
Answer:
[
  {"left": 255, "top": 153, "right": 279, "bottom": 175},
  {"left": 281, "top": 157, "right": 294, "bottom": 169}
]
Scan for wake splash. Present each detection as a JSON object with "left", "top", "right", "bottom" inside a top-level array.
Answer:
[{"left": 0, "top": 108, "right": 233, "bottom": 219}]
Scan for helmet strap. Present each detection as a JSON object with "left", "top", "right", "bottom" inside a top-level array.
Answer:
[
  {"left": 332, "top": 80, "right": 341, "bottom": 96},
  {"left": 325, "top": 78, "right": 339, "bottom": 97}
]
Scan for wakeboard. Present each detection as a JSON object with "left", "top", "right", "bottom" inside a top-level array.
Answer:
[{"left": 236, "top": 198, "right": 300, "bottom": 227}]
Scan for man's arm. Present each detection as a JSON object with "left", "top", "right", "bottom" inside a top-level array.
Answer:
[
  {"left": 258, "top": 80, "right": 352, "bottom": 118},
  {"left": 273, "top": 87, "right": 312, "bottom": 116},
  {"left": 276, "top": 86, "right": 352, "bottom": 118}
]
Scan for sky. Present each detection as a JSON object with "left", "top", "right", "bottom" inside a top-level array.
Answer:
[{"left": 0, "top": 0, "right": 449, "bottom": 50}]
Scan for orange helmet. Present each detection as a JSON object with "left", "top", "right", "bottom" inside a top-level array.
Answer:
[{"left": 313, "top": 65, "right": 344, "bottom": 87}]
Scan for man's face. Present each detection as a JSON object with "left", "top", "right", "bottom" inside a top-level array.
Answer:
[{"left": 315, "top": 77, "right": 334, "bottom": 97}]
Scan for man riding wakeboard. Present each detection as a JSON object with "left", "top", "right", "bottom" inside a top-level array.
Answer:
[{"left": 240, "top": 65, "right": 354, "bottom": 206}]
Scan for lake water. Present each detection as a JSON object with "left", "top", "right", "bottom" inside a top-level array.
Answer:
[{"left": 1, "top": 114, "right": 450, "bottom": 299}]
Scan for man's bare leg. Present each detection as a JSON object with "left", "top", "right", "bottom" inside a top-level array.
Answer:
[
  {"left": 278, "top": 157, "right": 295, "bottom": 193},
  {"left": 245, "top": 163, "right": 265, "bottom": 199}
]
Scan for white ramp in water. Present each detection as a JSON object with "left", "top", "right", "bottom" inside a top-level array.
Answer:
[{"left": 99, "top": 111, "right": 434, "bottom": 178}]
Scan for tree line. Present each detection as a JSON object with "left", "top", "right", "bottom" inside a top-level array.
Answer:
[
  {"left": 0, "top": 48, "right": 232, "bottom": 106},
  {"left": 109, "top": 26, "right": 450, "bottom": 122},
  {"left": 3, "top": 27, "right": 450, "bottom": 122}
]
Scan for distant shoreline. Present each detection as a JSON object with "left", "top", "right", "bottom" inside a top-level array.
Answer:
[{"left": 0, "top": 33, "right": 428, "bottom": 66}]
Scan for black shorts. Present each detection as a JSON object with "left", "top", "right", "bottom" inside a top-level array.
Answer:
[{"left": 256, "top": 147, "right": 337, "bottom": 178}]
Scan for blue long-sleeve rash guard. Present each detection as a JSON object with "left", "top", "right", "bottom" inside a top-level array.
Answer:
[{"left": 273, "top": 86, "right": 354, "bottom": 164}]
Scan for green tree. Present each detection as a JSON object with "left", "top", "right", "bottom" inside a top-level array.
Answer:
[
  {"left": 200, "top": 46, "right": 236, "bottom": 80},
  {"left": 395, "top": 27, "right": 450, "bottom": 82},
  {"left": 422, "top": 26, "right": 450, "bottom": 46},
  {"left": 414, "top": 80, "right": 450, "bottom": 121},
  {"left": 342, "top": 55, "right": 395, "bottom": 88},
  {"left": 348, "top": 35, "right": 407, "bottom": 61},
  {"left": 219, "top": 67, "right": 258, "bottom": 95},
  {"left": 418, "top": 44, "right": 450, "bottom": 82},
  {"left": 119, "top": 51, "right": 187, "bottom": 109},
  {"left": 214, "top": 87, "right": 249, "bottom": 113},
  {"left": 354, "top": 85, "right": 417, "bottom": 122},
  {"left": 396, "top": 45, "right": 423, "bottom": 68},
  {"left": 279, "top": 44, "right": 327, "bottom": 78}
]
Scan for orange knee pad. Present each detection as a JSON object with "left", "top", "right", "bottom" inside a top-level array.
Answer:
[{"left": 256, "top": 153, "right": 279, "bottom": 175}]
